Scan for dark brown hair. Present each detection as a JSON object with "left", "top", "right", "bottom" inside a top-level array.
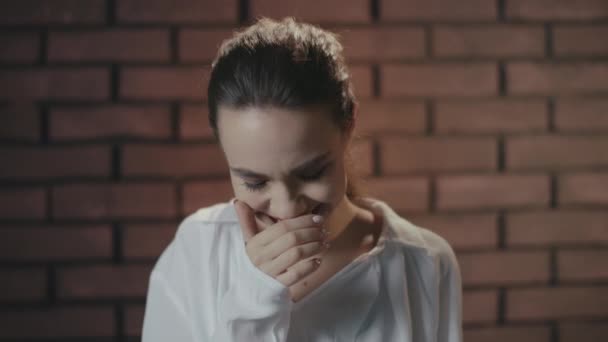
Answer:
[{"left": 207, "top": 17, "right": 364, "bottom": 199}]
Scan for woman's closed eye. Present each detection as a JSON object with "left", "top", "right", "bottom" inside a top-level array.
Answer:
[{"left": 241, "top": 163, "right": 331, "bottom": 192}]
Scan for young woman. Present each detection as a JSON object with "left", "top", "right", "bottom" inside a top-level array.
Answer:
[{"left": 142, "top": 17, "right": 462, "bottom": 342}]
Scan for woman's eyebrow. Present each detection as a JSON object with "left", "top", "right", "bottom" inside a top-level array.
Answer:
[{"left": 230, "top": 151, "right": 331, "bottom": 178}]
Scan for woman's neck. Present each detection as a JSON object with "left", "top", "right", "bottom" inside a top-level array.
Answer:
[{"left": 324, "top": 195, "right": 374, "bottom": 243}]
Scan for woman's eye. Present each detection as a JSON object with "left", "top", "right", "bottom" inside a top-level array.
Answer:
[
  {"left": 300, "top": 164, "right": 329, "bottom": 181},
  {"left": 241, "top": 163, "right": 330, "bottom": 192},
  {"left": 242, "top": 180, "right": 266, "bottom": 192}
]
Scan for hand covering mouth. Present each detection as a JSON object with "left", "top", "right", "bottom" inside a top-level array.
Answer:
[{"left": 262, "top": 203, "right": 327, "bottom": 224}]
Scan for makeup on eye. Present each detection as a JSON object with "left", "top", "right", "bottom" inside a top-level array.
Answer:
[
  {"left": 230, "top": 151, "right": 332, "bottom": 179},
  {"left": 240, "top": 161, "right": 333, "bottom": 192}
]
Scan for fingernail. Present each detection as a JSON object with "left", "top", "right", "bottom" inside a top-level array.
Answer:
[
  {"left": 323, "top": 241, "right": 331, "bottom": 249},
  {"left": 314, "top": 258, "right": 322, "bottom": 266},
  {"left": 312, "top": 215, "right": 323, "bottom": 223}
]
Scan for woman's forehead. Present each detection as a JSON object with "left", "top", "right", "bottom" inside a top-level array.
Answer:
[
  {"left": 219, "top": 106, "right": 339, "bottom": 146},
  {"left": 217, "top": 106, "right": 343, "bottom": 167}
]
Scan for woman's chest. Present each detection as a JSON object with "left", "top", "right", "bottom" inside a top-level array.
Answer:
[{"left": 289, "top": 240, "right": 376, "bottom": 303}]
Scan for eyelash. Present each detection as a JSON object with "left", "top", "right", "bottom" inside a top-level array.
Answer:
[{"left": 241, "top": 164, "right": 330, "bottom": 192}]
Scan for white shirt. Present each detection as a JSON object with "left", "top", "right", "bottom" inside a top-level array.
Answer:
[{"left": 142, "top": 196, "right": 463, "bottom": 342}]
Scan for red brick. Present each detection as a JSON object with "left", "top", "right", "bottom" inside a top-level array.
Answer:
[
  {"left": 123, "top": 143, "right": 228, "bottom": 178},
  {"left": 182, "top": 180, "right": 234, "bottom": 215},
  {"left": 350, "top": 65, "right": 373, "bottom": 98},
  {"left": 0, "top": 269, "right": 46, "bottom": 302},
  {"left": 251, "top": 0, "right": 369, "bottom": 23},
  {"left": 560, "top": 172, "right": 608, "bottom": 205},
  {"left": 507, "top": 286, "right": 608, "bottom": 321},
  {"left": 382, "top": 63, "right": 497, "bottom": 97},
  {"left": 561, "top": 321, "right": 608, "bottom": 342},
  {"left": 507, "top": 135, "right": 608, "bottom": 170},
  {"left": 458, "top": 251, "right": 549, "bottom": 286},
  {"left": 52, "top": 183, "right": 177, "bottom": 219},
  {"left": 355, "top": 99, "right": 426, "bottom": 136},
  {"left": 382, "top": 0, "right": 496, "bottom": 21},
  {"left": 0, "top": 146, "right": 110, "bottom": 180},
  {"left": 410, "top": 213, "right": 498, "bottom": 250},
  {"left": 125, "top": 305, "right": 145, "bottom": 337},
  {"left": 556, "top": 98, "right": 608, "bottom": 132},
  {"left": 0, "top": 0, "right": 105, "bottom": 25},
  {"left": 117, "top": 0, "right": 237, "bottom": 23},
  {"left": 180, "top": 104, "right": 216, "bottom": 140},
  {"left": 0, "top": 225, "right": 112, "bottom": 261},
  {"left": 435, "top": 99, "right": 547, "bottom": 134},
  {"left": 0, "top": 32, "right": 39, "bottom": 62},
  {"left": 362, "top": 177, "right": 429, "bottom": 213},
  {"left": 508, "top": 210, "right": 608, "bottom": 247},
  {"left": 508, "top": 62, "right": 608, "bottom": 95},
  {"left": 507, "top": 0, "right": 608, "bottom": 20},
  {"left": 0, "top": 103, "right": 40, "bottom": 141},
  {"left": 437, "top": 174, "right": 550, "bottom": 211},
  {"left": 555, "top": 25, "right": 608, "bottom": 56},
  {"left": 58, "top": 264, "right": 152, "bottom": 299},
  {"left": 120, "top": 67, "right": 209, "bottom": 100},
  {"left": 381, "top": 136, "right": 496, "bottom": 174},
  {"left": 123, "top": 223, "right": 176, "bottom": 259},
  {"left": 50, "top": 104, "right": 172, "bottom": 141},
  {"left": 0, "top": 307, "right": 114, "bottom": 338},
  {"left": 49, "top": 29, "right": 170, "bottom": 62},
  {"left": 336, "top": 26, "right": 425, "bottom": 60},
  {"left": 434, "top": 25, "right": 544, "bottom": 58},
  {"left": 0, "top": 68, "right": 110, "bottom": 100},
  {"left": 559, "top": 250, "right": 608, "bottom": 282},
  {"left": 0, "top": 188, "right": 46, "bottom": 220},
  {"left": 464, "top": 325, "right": 551, "bottom": 342},
  {"left": 463, "top": 290, "right": 497, "bottom": 324},
  {"left": 179, "top": 28, "right": 235, "bottom": 62}
]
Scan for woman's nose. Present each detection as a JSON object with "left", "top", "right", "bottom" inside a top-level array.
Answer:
[
  {"left": 268, "top": 184, "right": 307, "bottom": 221},
  {"left": 268, "top": 203, "right": 306, "bottom": 221}
]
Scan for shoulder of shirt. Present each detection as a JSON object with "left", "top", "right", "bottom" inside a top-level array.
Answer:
[
  {"left": 368, "top": 198, "right": 458, "bottom": 277},
  {"left": 170, "top": 197, "right": 240, "bottom": 248},
  {"left": 151, "top": 198, "right": 238, "bottom": 275}
]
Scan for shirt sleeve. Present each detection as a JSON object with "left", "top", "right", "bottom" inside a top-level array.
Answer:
[
  {"left": 141, "top": 270, "right": 198, "bottom": 341},
  {"left": 436, "top": 238, "right": 463, "bottom": 342},
  {"left": 141, "top": 215, "right": 294, "bottom": 342},
  {"left": 210, "top": 248, "right": 293, "bottom": 341}
]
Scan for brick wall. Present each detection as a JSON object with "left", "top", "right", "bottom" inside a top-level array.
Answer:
[{"left": 1, "top": 0, "right": 607, "bottom": 341}]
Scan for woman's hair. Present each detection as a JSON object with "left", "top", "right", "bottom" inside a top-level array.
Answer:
[{"left": 207, "top": 16, "right": 364, "bottom": 199}]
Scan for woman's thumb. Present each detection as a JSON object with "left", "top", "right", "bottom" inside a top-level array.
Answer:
[{"left": 233, "top": 199, "right": 258, "bottom": 244}]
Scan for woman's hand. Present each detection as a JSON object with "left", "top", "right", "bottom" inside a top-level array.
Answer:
[{"left": 234, "top": 199, "right": 328, "bottom": 287}]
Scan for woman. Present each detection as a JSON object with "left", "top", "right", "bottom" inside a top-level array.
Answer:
[{"left": 142, "top": 17, "right": 462, "bottom": 342}]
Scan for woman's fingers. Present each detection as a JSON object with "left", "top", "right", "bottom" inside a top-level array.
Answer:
[
  {"left": 275, "top": 257, "right": 323, "bottom": 287},
  {"left": 260, "top": 236, "right": 327, "bottom": 277},
  {"left": 252, "top": 213, "right": 324, "bottom": 247},
  {"left": 233, "top": 200, "right": 259, "bottom": 244},
  {"left": 234, "top": 199, "right": 328, "bottom": 287}
]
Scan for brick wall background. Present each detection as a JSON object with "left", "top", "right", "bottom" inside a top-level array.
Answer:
[{"left": 1, "top": 0, "right": 607, "bottom": 341}]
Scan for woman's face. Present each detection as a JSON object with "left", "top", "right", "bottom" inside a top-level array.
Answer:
[{"left": 217, "top": 105, "right": 352, "bottom": 229}]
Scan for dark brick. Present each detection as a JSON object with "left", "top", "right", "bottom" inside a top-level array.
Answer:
[
  {"left": 251, "top": 0, "right": 370, "bottom": 23},
  {"left": 0, "top": 225, "right": 112, "bottom": 261},
  {"left": 52, "top": 183, "right": 177, "bottom": 219},
  {"left": 382, "top": 63, "right": 497, "bottom": 97},
  {"left": 0, "top": 68, "right": 110, "bottom": 100},
  {"left": 0, "top": 146, "right": 111, "bottom": 180},
  {"left": 117, "top": 0, "right": 237, "bottom": 23},
  {"left": 0, "top": 0, "right": 105, "bottom": 26},
  {"left": 49, "top": 29, "right": 170, "bottom": 62}
]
